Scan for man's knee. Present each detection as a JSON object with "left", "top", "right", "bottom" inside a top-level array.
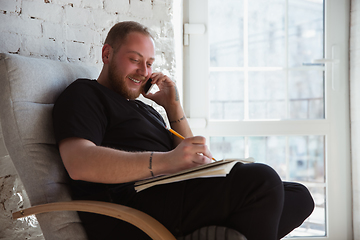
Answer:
[
  {"left": 234, "top": 163, "right": 282, "bottom": 185},
  {"left": 230, "top": 163, "right": 283, "bottom": 197}
]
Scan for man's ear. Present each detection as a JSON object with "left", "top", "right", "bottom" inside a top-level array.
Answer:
[{"left": 102, "top": 44, "right": 112, "bottom": 64}]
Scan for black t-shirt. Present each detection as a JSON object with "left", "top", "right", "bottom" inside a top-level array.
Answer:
[{"left": 52, "top": 79, "right": 174, "bottom": 200}]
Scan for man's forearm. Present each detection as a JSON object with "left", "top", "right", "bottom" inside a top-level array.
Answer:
[
  {"left": 59, "top": 137, "right": 212, "bottom": 184},
  {"left": 59, "top": 137, "right": 170, "bottom": 184},
  {"left": 144, "top": 73, "right": 193, "bottom": 145},
  {"left": 165, "top": 103, "right": 193, "bottom": 146}
]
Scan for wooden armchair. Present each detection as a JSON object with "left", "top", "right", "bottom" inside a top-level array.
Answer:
[{"left": 0, "top": 53, "right": 176, "bottom": 240}]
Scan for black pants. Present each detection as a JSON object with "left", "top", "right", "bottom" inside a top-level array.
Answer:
[{"left": 79, "top": 163, "right": 314, "bottom": 240}]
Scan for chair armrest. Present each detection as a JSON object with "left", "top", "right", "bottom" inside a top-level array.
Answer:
[{"left": 12, "top": 200, "right": 176, "bottom": 240}]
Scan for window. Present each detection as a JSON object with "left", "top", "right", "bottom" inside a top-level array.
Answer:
[{"left": 183, "top": 0, "right": 351, "bottom": 239}]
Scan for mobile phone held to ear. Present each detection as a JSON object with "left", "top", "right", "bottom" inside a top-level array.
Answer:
[{"left": 144, "top": 78, "right": 154, "bottom": 95}]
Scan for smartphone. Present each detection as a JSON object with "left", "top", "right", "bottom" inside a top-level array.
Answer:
[{"left": 144, "top": 78, "right": 154, "bottom": 95}]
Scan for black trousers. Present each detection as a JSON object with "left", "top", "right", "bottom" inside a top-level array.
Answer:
[{"left": 79, "top": 163, "right": 314, "bottom": 240}]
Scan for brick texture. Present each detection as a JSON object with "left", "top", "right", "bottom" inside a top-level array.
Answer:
[{"left": 0, "top": 0, "right": 176, "bottom": 71}]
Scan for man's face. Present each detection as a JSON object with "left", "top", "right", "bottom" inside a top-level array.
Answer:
[{"left": 107, "top": 32, "right": 155, "bottom": 100}]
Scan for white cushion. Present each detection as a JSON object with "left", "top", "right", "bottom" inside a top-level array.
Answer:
[{"left": 0, "top": 53, "right": 99, "bottom": 240}]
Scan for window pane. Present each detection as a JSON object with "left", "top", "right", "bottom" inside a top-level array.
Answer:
[
  {"left": 208, "top": 0, "right": 324, "bottom": 121},
  {"left": 289, "top": 70, "right": 324, "bottom": 119},
  {"left": 209, "top": 135, "right": 326, "bottom": 237},
  {"left": 248, "top": 0, "right": 285, "bottom": 67},
  {"left": 289, "top": 136, "right": 325, "bottom": 183},
  {"left": 248, "top": 136, "right": 287, "bottom": 178},
  {"left": 209, "top": 72, "right": 244, "bottom": 120},
  {"left": 209, "top": 136, "right": 245, "bottom": 160},
  {"left": 248, "top": 71, "right": 286, "bottom": 119},
  {"left": 209, "top": 0, "right": 244, "bottom": 67},
  {"left": 288, "top": 0, "right": 324, "bottom": 67}
]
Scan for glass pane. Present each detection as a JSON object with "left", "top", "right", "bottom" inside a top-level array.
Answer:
[
  {"left": 208, "top": 0, "right": 324, "bottom": 121},
  {"left": 288, "top": 0, "right": 324, "bottom": 67},
  {"left": 210, "top": 135, "right": 326, "bottom": 237},
  {"left": 248, "top": 71, "right": 286, "bottom": 119},
  {"left": 248, "top": 136, "right": 287, "bottom": 178},
  {"left": 209, "top": 136, "right": 245, "bottom": 160},
  {"left": 248, "top": 0, "right": 285, "bottom": 67},
  {"left": 209, "top": 72, "right": 244, "bottom": 120},
  {"left": 209, "top": 0, "right": 244, "bottom": 67},
  {"left": 289, "top": 70, "right": 324, "bottom": 119},
  {"left": 289, "top": 135, "right": 325, "bottom": 183}
]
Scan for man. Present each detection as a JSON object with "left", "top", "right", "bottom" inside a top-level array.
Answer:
[{"left": 53, "top": 21, "right": 314, "bottom": 240}]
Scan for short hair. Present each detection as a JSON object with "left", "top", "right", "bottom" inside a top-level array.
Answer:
[{"left": 104, "top": 21, "right": 153, "bottom": 52}]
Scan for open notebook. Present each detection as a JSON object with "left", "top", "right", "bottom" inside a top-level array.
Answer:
[{"left": 134, "top": 157, "right": 254, "bottom": 192}]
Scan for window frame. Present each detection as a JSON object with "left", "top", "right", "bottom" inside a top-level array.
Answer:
[{"left": 182, "top": 0, "right": 351, "bottom": 239}]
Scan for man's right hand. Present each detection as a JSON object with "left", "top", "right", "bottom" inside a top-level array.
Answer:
[{"left": 160, "top": 136, "right": 213, "bottom": 174}]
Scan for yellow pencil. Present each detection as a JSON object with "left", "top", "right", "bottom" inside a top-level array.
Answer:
[
  {"left": 167, "top": 128, "right": 217, "bottom": 162},
  {"left": 168, "top": 128, "right": 185, "bottom": 140}
]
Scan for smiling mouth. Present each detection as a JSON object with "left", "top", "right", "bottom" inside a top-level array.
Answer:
[{"left": 128, "top": 76, "right": 141, "bottom": 84}]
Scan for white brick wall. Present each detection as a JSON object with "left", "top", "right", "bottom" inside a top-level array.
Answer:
[
  {"left": 0, "top": 0, "right": 177, "bottom": 72},
  {"left": 22, "top": 1, "right": 63, "bottom": 22},
  {"left": 0, "top": 0, "right": 177, "bottom": 239}
]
